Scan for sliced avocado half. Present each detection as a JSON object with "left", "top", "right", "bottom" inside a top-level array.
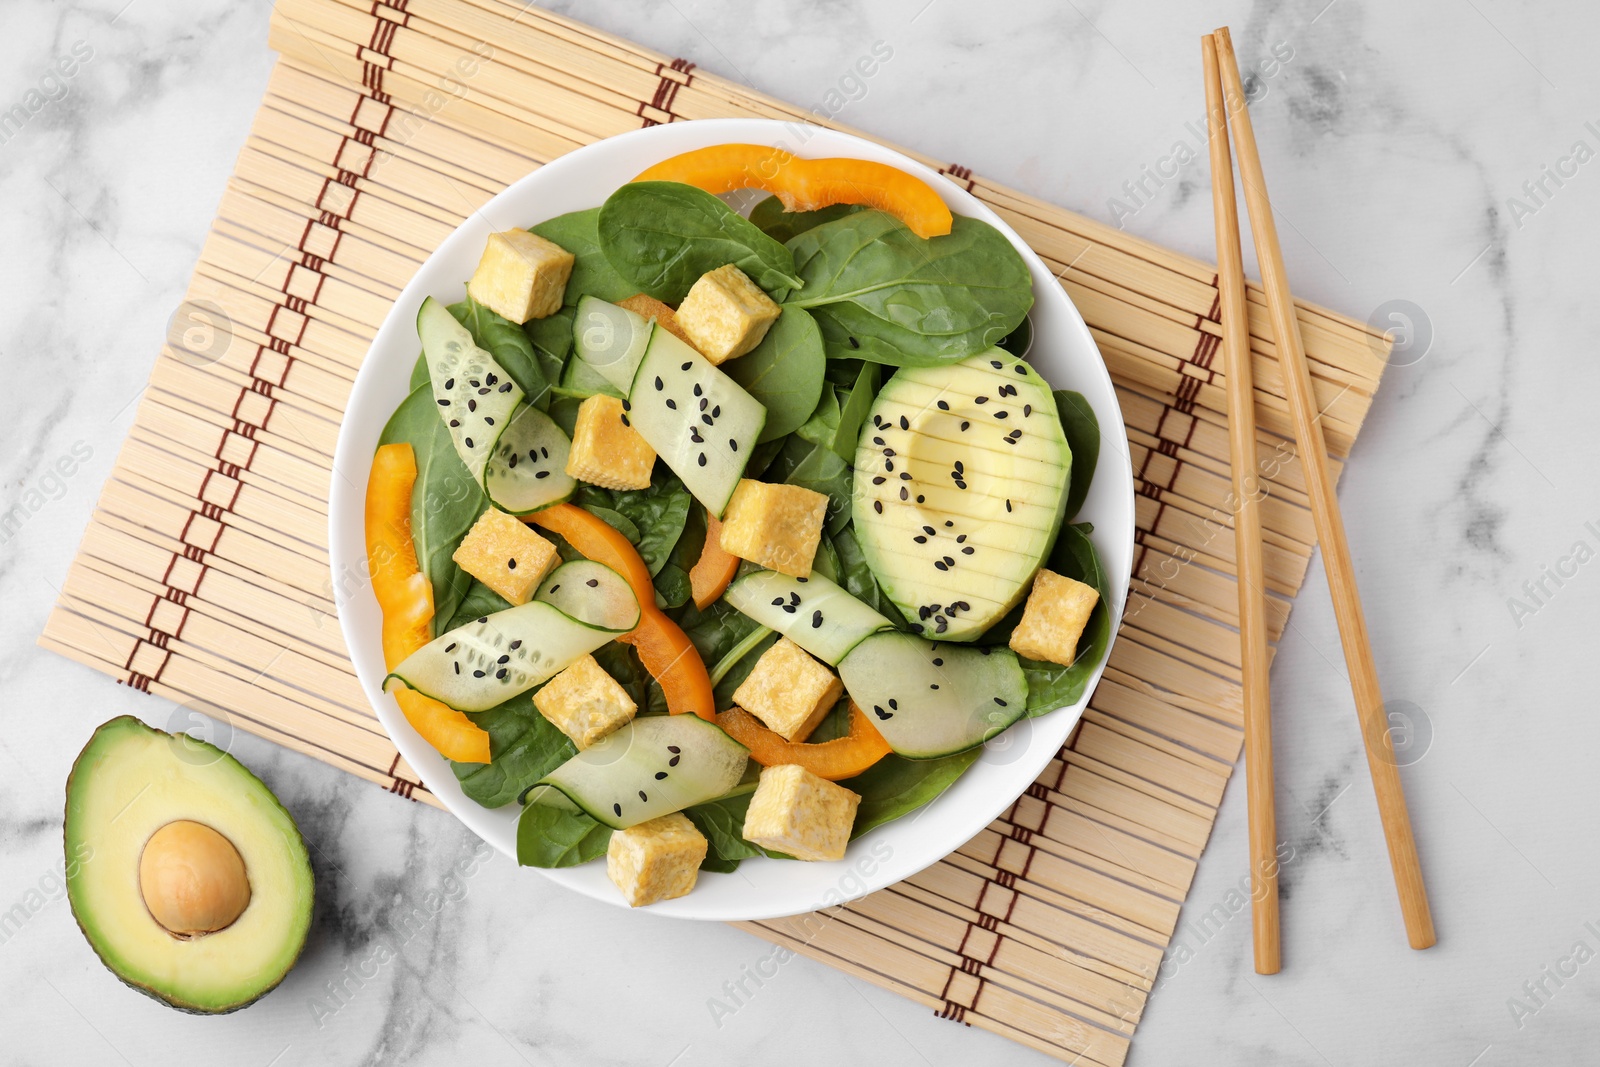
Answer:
[
  {"left": 852, "top": 348, "right": 1070, "bottom": 641},
  {"left": 64, "top": 716, "right": 314, "bottom": 1014}
]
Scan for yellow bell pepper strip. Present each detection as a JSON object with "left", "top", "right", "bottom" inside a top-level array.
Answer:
[
  {"left": 526, "top": 503, "right": 717, "bottom": 721},
  {"left": 689, "top": 512, "right": 741, "bottom": 610},
  {"left": 366, "top": 443, "right": 491, "bottom": 764},
  {"left": 634, "top": 144, "right": 954, "bottom": 239},
  {"left": 716, "top": 702, "right": 892, "bottom": 780}
]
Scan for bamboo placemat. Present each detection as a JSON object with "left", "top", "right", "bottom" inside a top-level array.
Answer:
[{"left": 39, "top": 2, "right": 1389, "bottom": 1062}]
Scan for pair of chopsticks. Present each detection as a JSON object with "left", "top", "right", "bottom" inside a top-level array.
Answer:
[{"left": 1202, "top": 28, "right": 1436, "bottom": 973}]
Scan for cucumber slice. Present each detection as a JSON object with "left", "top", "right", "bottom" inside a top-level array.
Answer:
[
  {"left": 483, "top": 404, "right": 576, "bottom": 514},
  {"left": 723, "top": 570, "right": 891, "bottom": 666},
  {"left": 536, "top": 715, "right": 749, "bottom": 829},
  {"left": 572, "top": 295, "right": 651, "bottom": 394},
  {"left": 837, "top": 631, "right": 1028, "bottom": 759},
  {"left": 418, "top": 296, "right": 525, "bottom": 480},
  {"left": 625, "top": 328, "right": 767, "bottom": 517},
  {"left": 385, "top": 592, "right": 635, "bottom": 713},
  {"left": 535, "top": 560, "right": 640, "bottom": 632},
  {"left": 557, "top": 353, "right": 624, "bottom": 399}
]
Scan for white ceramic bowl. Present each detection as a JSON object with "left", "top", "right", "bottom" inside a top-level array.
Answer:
[{"left": 330, "top": 119, "right": 1133, "bottom": 921}]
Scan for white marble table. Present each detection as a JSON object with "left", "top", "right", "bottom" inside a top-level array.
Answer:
[{"left": 3, "top": 1, "right": 1596, "bottom": 1063}]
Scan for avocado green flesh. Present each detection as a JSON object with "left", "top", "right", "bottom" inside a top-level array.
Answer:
[
  {"left": 852, "top": 349, "right": 1070, "bottom": 641},
  {"left": 64, "top": 716, "right": 313, "bottom": 1014}
]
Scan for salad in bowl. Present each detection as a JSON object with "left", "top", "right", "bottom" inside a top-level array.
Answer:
[{"left": 333, "top": 120, "right": 1131, "bottom": 919}]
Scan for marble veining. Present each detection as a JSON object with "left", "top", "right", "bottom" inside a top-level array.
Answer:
[{"left": 2, "top": 0, "right": 1597, "bottom": 1064}]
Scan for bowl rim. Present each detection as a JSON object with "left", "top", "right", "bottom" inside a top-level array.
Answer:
[{"left": 329, "top": 117, "right": 1135, "bottom": 921}]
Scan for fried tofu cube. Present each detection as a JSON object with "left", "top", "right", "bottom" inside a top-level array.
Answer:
[
  {"left": 718, "top": 479, "right": 827, "bottom": 577},
  {"left": 742, "top": 764, "right": 860, "bottom": 862},
  {"left": 675, "top": 264, "right": 780, "bottom": 364},
  {"left": 565, "top": 394, "right": 656, "bottom": 490},
  {"left": 606, "top": 812, "right": 708, "bottom": 907},
  {"left": 1009, "top": 568, "right": 1101, "bottom": 667},
  {"left": 450, "top": 508, "right": 559, "bottom": 605},
  {"left": 532, "top": 654, "right": 638, "bottom": 749},
  {"left": 467, "top": 230, "right": 574, "bottom": 323},
  {"left": 732, "top": 638, "right": 842, "bottom": 742}
]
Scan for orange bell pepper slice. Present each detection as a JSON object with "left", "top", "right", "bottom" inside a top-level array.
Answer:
[
  {"left": 527, "top": 503, "right": 716, "bottom": 721},
  {"left": 634, "top": 144, "right": 954, "bottom": 239},
  {"left": 689, "top": 512, "right": 740, "bottom": 610},
  {"left": 716, "top": 702, "right": 892, "bottom": 780},
  {"left": 367, "top": 443, "right": 491, "bottom": 764}
]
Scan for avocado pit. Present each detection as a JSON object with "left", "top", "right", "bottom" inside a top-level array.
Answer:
[{"left": 139, "top": 820, "right": 251, "bottom": 938}]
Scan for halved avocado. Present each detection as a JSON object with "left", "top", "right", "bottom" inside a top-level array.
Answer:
[{"left": 64, "top": 716, "right": 314, "bottom": 1014}]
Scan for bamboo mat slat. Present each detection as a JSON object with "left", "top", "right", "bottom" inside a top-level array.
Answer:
[{"left": 37, "top": 5, "right": 1390, "bottom": 1061}]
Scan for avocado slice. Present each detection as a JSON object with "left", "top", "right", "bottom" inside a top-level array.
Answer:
[
  {"left": 64, "top": 716, "right": 313, "bottom": 1014},
  {"left": 852, "top": 348, "right": 1070, "bottom": 641}
]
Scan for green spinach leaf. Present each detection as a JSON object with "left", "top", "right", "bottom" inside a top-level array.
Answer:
[
  {"left": 723, "top": 306, "right": 826, "bottom": 443},
  {"left": 445, "top": 580, "right": 512, "bottom": 632},
  {"left": 653, "top": 563, "right": 693, "bottom": 611},
  {"left": 517, "top": 802, "right": 612, "bottom": 867},
  {"left": 841, "top": 749, "right": 983, "bottom": 837},
  {"left": 748, "top": 195, "right": 863, "bottom": 243},
  {"left": 529, "top": 209, "right": 636, "bottom": 304},
  {"left": 448, "top": 297, "right": 551, "bottom": 409},
  {"left": 1054, "top": 390, "right": 1100, "bottom": 522},
  {"left": 787, "top": 212, "right": 1032, "bottom": 366},
  {"left": 796, "top": 385, "right": 841, "bottom": 447},
  {"left": 683, "top": 789, "right": 788, "bottom": 870},
  {"left": 831, "top": 362, "right": 879, "bottom": 462},
  {"left": 409, "top": 351, "right": 429, "bottom": 390},
  {"left": 379, "top": 383, "right": 484, "bottom": 635},
  {"left": 452, "top": 697, "right": 577, "bottom": 808},
  {"left": 572, "top": 474, "right": 692, "bottom": 576},
  {"left": 1021, "top": 522, "right": 1112, "bottom": 716},
  {"left": 525, "top": 306, "right": 576, "bottom": 390},
  {"left": 598, "top": 182, "right": 802, "bottom": 304},
  {"left": 787, "top": 442, "right": 853, "bottom": 535}
]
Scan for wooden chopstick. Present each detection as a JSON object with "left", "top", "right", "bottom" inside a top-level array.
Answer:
[
  {"left": 1202, "top": 33, "right": 1281, "bottom": 975},
  {"left": 1211, "top": 27, "right": 1436, "bottom": 950}
]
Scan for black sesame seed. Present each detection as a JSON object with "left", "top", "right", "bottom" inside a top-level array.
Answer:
[
  {"left": 873, "top": 500, "right": 883, "bottom": 514},
  {"left": 507, "top": 558, "right": 517, "bottom": 570},
  {"left": 496, "top": 668, "right": 507, "bottom": 679},
  {"left": 621, "top": 414, "right": 631, "bottom": 426},
  {"left": 772, "top": 597, "right": 785, "bottom": 606},
  {"left": 697, "top": 453, "right": 707, "bottom": 466},
  {"left": 934, "top": 560, "right": 948, "bottom": 571},
  {"left": 935, "top": 616, "right": 948, "bottom": 633},
  {"left": 701, "top": 414, "right": 714, "bottom": 426},
  {"left": 508, "top": 452, "right": 518, "bottom": 467},
  {"left": 812, "top": 610, "right": 823, "bottom": 628},
  {"left": 536, "top": 470, "right": 550, "bottom": 479},
  {"left": 730, "top": 439, "right": 738, "bottom": 452},
  {"left": 669, "top": 755, "right": 680, "bottom": 766},
  {"left": 444, "top": 378, "right": 455, "bottom": 389},
  {"left": 510, "top": 640, "right": 522, "bottom": 650},
  {"left": 713, "top": 405, "right": 721, "bottom": 418},
  {"left": 797, "top": 576, "right": 809, "bottom": 583},
  {"left": 990, "top": 359, "right": 1003, "bottom": 369},
  {"left": 975, "top": 396, "right": 989, "bottom": 405},
  {"left": 873, "top": 436, "right": 885, "bottom": 446},
  {"left": 932, "top": 657, "right": 944, "bottom": 666},
  {"left": 668, "top": 745, "right": 681, "bottom": 753},
  {"left": 945, "top": 520, "right": 954, "bottom": 527},
  {"left": 849, "top": 336, "right": 860, "bottom": 349},
  {"left": 464, "top": 437, "right": 474, "bottom": 447},
  {"left": 956, "top": 534, "right": 967, "bottom": 543},
  {"left": 541, "top": 446, "right": 549, "bottom": 458},
  {"left": 888, "top": 699, "right": 898, "bottom": 710},
  {"left": 943, "top": 556, "right": 955, "bottom": 566},
  {"left": 549, "top": 585, "right": 560, "bottom": 594},
  {"left": 900, "top": 487, "right": 909, "bottom": 501},
  {"left": 782, "top": 604, "right": 797, "bottom": 614},
  {"left": 586, "top": 578, "right": 599, "bottom": 587},
  {"left": 1015, "top": 363, "right": 1027, "bottom": 375},
  {"left": 960, "top": 421, "right": 970, "bottom": 432},
  {"left": 437, "top": 398, "right": 450, "bottom": 407},
  {"left": 1006, "top": 499, "right": 1013, "bottom": 512},
  {"left": 872, "top": 476, "right": 886, "bottom": 485},
  {"left": 693, "top": 384, "right": 702, "bottom": 397},
  {"left": 681, "top": 361, "right": 691, "bottom": 371},
  {"left": 883, "top": 447, "right": 896, "bottom": 457},
  {"left": 500, "top": 382, "right": 514, "bottom": 392},
  {"left": 916, "top": 494, "right": 925, "bottom": 503},
  {"left": 885, "top": 460, "right": 895, "bottom": 472},
  {"left": 995, "top": 410, "right": 1009, "bottom": 420},
  {"left": 923, "top": 525, "right": 936, "bottom": 535},
  {"left": 873, "top": 705, "right": 891, "bottom": 720},
  {"left": 497, "top": 654, "right": 510, "bottom": 664},
  {"left": 930, "top": 683, "right": 940, "bottom": 690},
  {"left": 962, "top": 546, "right": 975, "bottom": 555},
  {"left": 614, "top": 803, "right": 622, "bottom": 816},
  {"left": 445, "top": 642, "right": 457, "bottom": 653},
  {"left": 454, "top": 662, "right": 460, "bottom": 674},
  {"left": 478, "top": 616, "right": 488, "bottom": 624},
  {"left": 473, "top": 669, "right": 485, "bottom": 678},
  {"left": 485, "top": 416, "right": 495, "bottom": 426},
  {"left": 899, "top": 416, "right": 910, "bottom": 430},
  {"left": 994, "top": 697, "right": 1008, "bottom": 707},
  {"left": 919, "top": 606, "right": 932, "bottom": 620},
  {"left": 654, "top": 771, "right": 668, "bottom": 780},
  {"left": 450, "top": 419, "right": 460, "bottom": 428},
  {"left": 478, "top": 387, "right": 490, "bottom": 396},
  {"left": 699, "top": 397, "right": 708, "bottom": 411},
  {"left": 690, "top": 427, "right": 703, "bottom": 443},
  {"left": 666, "top": 398, "right": 677, "bottom": 410},
  {"left": 937, "top": 400, "right": 950, "bottom": 410},
  {"left": 914, "top": 535, "right": 927, "bottom": 544},
  {"left": 639, "top": 790, "right": 648, "bottom": 802},
  {"left": 654, "top": 376, "right": 664, "bottom": 390},
  {"left": 621, "top": 399, "right": 631, "bottom": 411},
  {"left": 909, "top": 622, "right": 924, "bottom": 633},
  {"left": 900, "top": 472, "right": 911, "bottom": 481}
]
